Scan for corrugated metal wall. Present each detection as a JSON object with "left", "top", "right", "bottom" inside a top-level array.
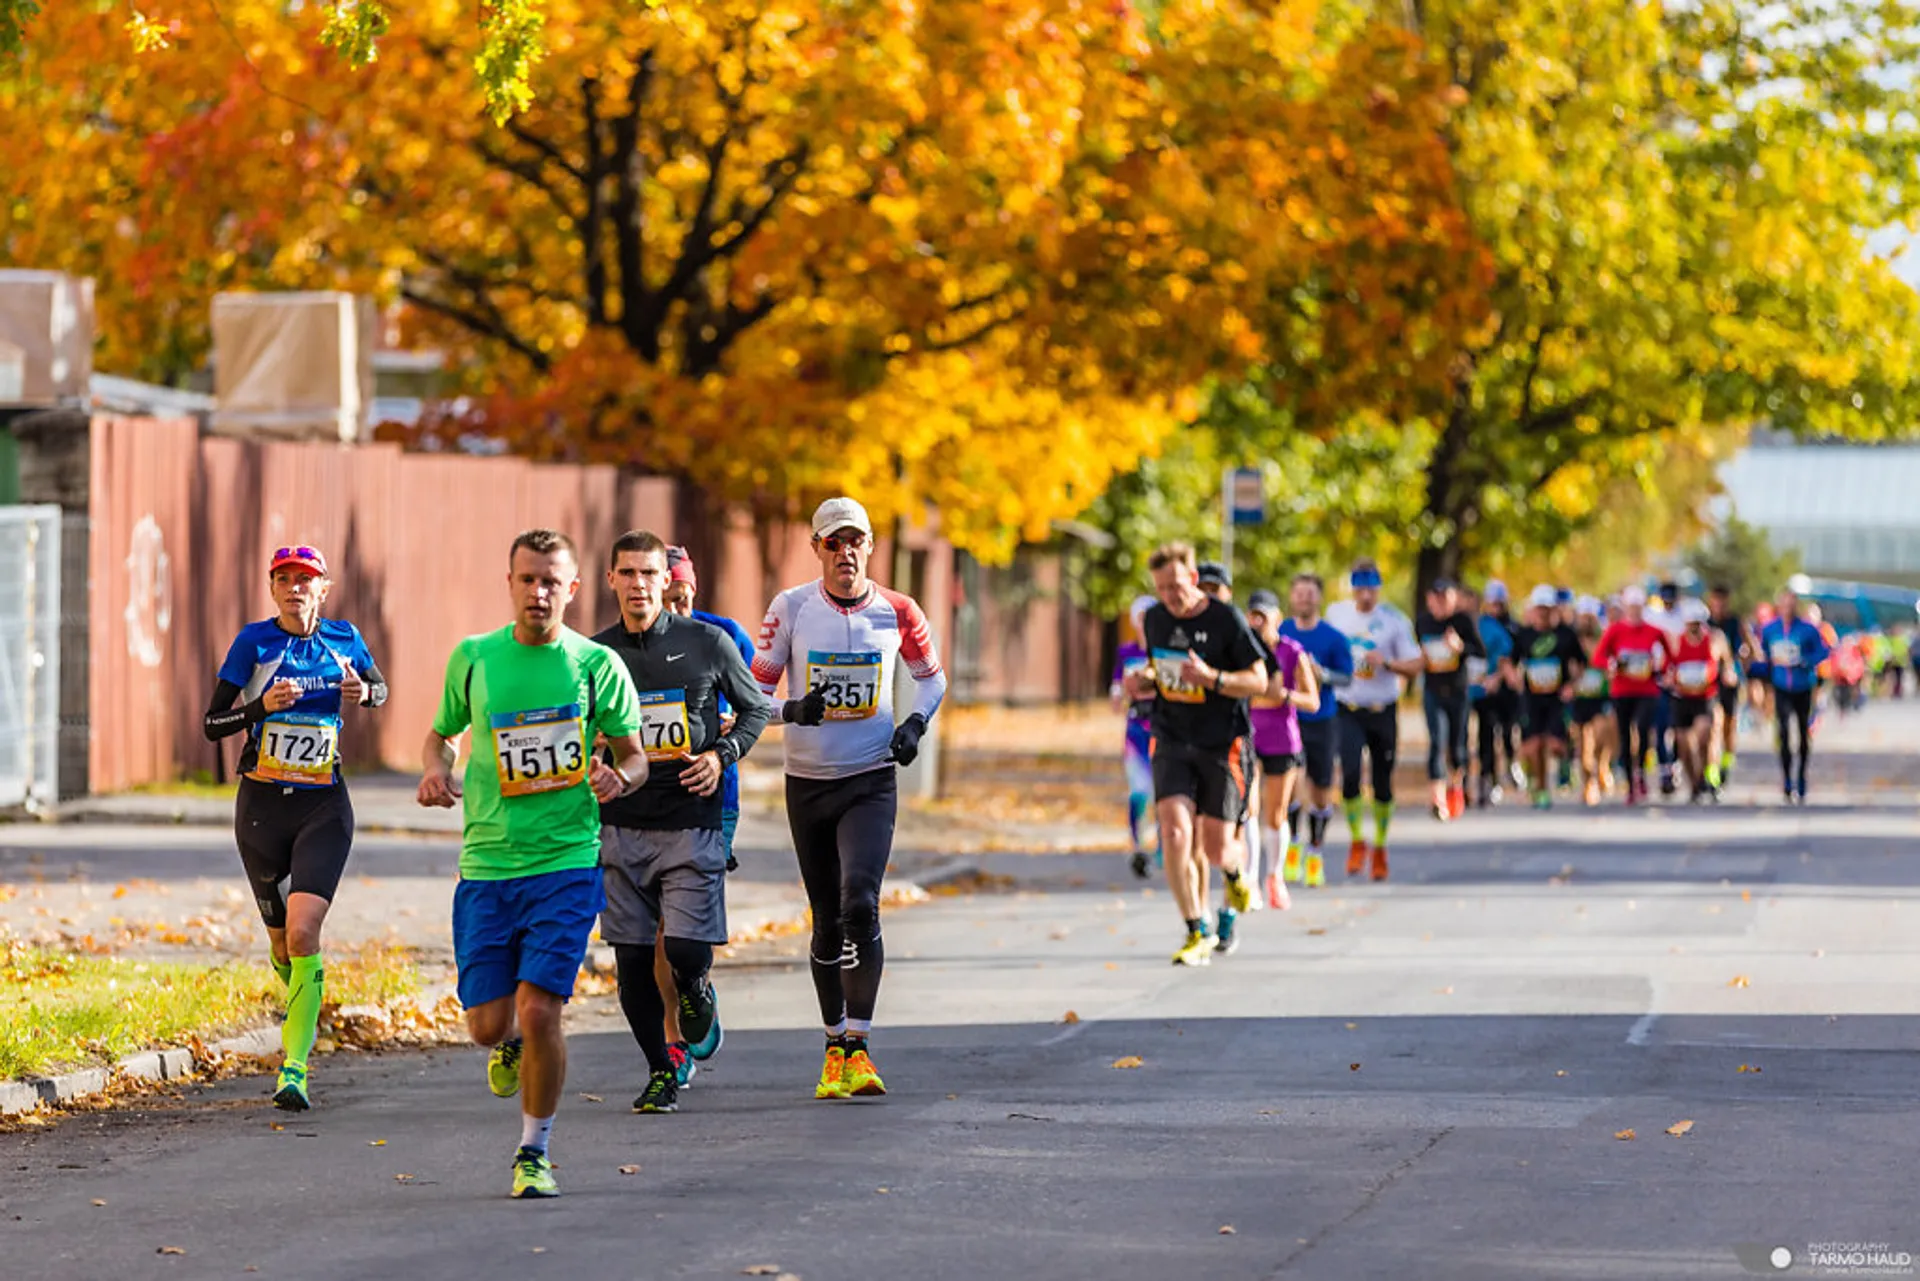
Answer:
[{"left": 86, "top": 415, "right": 1100, "bottom": 791}]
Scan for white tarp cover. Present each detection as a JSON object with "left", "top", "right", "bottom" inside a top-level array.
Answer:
[
  {"left": 210, "top": 291, "right": 374, "bottom": 443},
  {"left": 0, "top": 272, "right": 94, "bottom": 406}
]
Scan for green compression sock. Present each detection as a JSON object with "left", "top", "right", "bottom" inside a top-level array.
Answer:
[
  {"left": 1371, "top": 799, "right": 1395, "bottom": 845},
  {"left": 1345, "top": 799, "right": 1366, "bottom": 840},
  {"left": 283, "top": 954, "right": 325, "bottom": 1070},
  {"left": 271, "top": 954, "right": 292, "bottom": 987}
]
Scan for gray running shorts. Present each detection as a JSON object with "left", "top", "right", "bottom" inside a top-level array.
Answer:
[{"left": 598, "top": 826, "right": 729, "bottom": 946}]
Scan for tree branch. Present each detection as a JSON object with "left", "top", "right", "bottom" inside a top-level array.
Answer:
[{"left": 399, "top": 284, "right": 551, "bottom": 372}]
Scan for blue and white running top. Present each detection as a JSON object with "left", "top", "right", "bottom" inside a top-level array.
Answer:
[{"left": 211, "top": 619, "right": 381, "bottom": 788}]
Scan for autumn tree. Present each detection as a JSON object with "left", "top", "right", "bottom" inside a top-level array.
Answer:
[{"left": 1364, "top": 0, "right": 1920, "bottom": 594}]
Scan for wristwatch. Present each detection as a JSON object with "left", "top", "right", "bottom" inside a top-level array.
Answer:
[{"left": 1213, "top": 671, "right": 1224, "bottom": 694}]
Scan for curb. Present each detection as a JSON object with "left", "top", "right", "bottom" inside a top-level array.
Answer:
[{"left": 0, "top": 1026, "right": 279, "bottom": 1118}]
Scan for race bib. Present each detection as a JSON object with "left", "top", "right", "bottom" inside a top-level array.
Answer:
[
  {"left": 1152, "top": 647, "right": 1205, "bottom": 704},
  {"left": 1525, "top": 659, "right": 1562, "bottom": 694},
  {"left": 636, "top": 690, "right": 692, "bottom": 762},
  {"left": 1770, "top": 640, "right": 1802, "bottom": 668},
  {"left": 1122, "top": 656, "right": 1155, "bottom": 703},
  {"left": 1351, "top": 638, "right": 1378, "bottom": 682},
  {"left": 1620, "top": 650, "right": 1654, "bottom": 680},
  {"left": 1675, "top": 660, "right": 1713, "bottom": 695},
  {"left": 1577, "top": 667, "right": 1607, "bottom": 698},
  {"left": 806, "top": 650, "right": 883, "bottom": 721},
  {"left": 1466, "top": 655, "right": 1489, "bottom": 683},
  {"left": 254, "top": 712, "right": 339, "bottom": 785},
  {"left": 492, "top": 704, "right": 587, "bottom": 798},
  {"left": 1422, "top": 637, "right": 1460, "bottom": 672}
]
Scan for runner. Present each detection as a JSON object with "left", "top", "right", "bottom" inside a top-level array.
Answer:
[
  {"left": 1111, "top": 595, "right": 1160, "bottom": 879},
  {"left": 1569, "top": 596, "right": 1615, "bottom": 806},
  {"left": 1706, "top": 585, "right": 1746, "bottom": 788},
  {"left": 1197, "top": 560, "right": 1264, "bottom": 896},
  {"left": 203, "top": 545, "right": 387, "bottom": 1113},
  {"left": 1414, "top": 577, "right": 1485, "bottom": 821},
  {"left": 1325, "top": 559, "right": 1424, "bottom": 881},
  {"left": 1474, "top": 581, "right": 1520, "bottom": 805},
  {"left": 595, "top": 532, "right": 771, "bottom": 1115},
  {"left": 752, "top": 497, "right": 948, "bottom": 1096},
  {"left": 1278, "top": 572, "right": 1354, "bottom": 890},
  {"left": 1508, "top": 585, "right": 1584, "bottom": 810},
  {"left": 418, "top": 529, "right": 648, "bottom": 1199},
  {"left": 1650, "top": 582, "right": 1684, "bottom": 796},
  {"left": 1759, "top": 586, "right": 1829, "bottom": 805},
  {"left": 645, "top": 546, "right": 759, "bottom": 1086},
  {"left": 1591, "top": 585, "right": 1668, "bottom": 806},
  {"left": 1118, "top": 542, "right": 1267, "bottom": 963},
  {"left": 1245, "top": 588, "right": 1321, "bottom": 911},
  {"left": 1665, "top": 598, "right": 1734, "bottom": 803}
]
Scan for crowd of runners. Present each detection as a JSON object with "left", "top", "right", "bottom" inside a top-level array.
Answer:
[
  {"left": 202, "top": 504, "right": 1912, "bottom": 1196},
  {"left": 207, "top": 497, "right": 940, "bottom": 1198},
  {"left": 1111, "top": 546, "right": 1895, "bottom": 966}
]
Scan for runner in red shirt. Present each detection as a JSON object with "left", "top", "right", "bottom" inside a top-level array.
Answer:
[
  {"left": 1664, "top": 599, "right": 1732, "bottom": 803},
  {"left": 1591, "top": 585, "right": 1669, "bottom": 805}
]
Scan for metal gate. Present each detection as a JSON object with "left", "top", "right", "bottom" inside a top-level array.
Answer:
[{"left": 0, "top": 505, "right": 61, "bottom": 809}]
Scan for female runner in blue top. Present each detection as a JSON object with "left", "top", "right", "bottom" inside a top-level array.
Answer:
[{"left": 203, "top": 546, "right": 386, "bottom": 1111}]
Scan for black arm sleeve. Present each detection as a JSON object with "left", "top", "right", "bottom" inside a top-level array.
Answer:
[
  {"left": 204, "top": 680, "right": 268, "bottom": 742},
  {"left": 357, "top": 660, "right": 390, "bottom": 710},
  {"left": 1460, "top": 615, "right": 1487, "bottom": 659},
  {"left": 713, "top": 634, "right": 772, "bottom": 764}
]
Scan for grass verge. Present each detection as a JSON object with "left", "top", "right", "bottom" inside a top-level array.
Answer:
[{"left": 0, "top": 938, "right": 431, "bottom": 1080}]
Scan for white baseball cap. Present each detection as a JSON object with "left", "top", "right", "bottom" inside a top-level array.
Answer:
[
  {"left": 1681, "top": 598, "right": 1710, "bottom": 625},
  {"left": 1621, "top": 585, "right": 1648, "bottom": 607},
  {"left": 1528, "top": 584, "right": 1558, "bottom": 611},
  {"left": 811, "top": 497, "right": 873, "bottom": 540}
]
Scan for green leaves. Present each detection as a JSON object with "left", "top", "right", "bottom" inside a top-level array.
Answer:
[
  {"left": 319, "top": 0, "right": 391, "bottom": 68},
  {"left": 473, "top": 0, "right": 547, "bottom": 125},
  {"left": 0, "top": 0, "right": 39, "bottom": 58}
]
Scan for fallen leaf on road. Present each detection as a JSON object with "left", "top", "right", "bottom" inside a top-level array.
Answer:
[
  {"left": 1435, "top": 986, "right": 1454, "bottom": 995},
  {"left": 1740, "top": 889, "right": 1751, "bottom": 902},
  {"left": 1555, "top": 1070, "right": 1568, "bottom": 1077},
  {"left": 1344, "top": 1022, "right": 1357, "bottom": 1030},
  {"left": 91, "top": 1199, "right": 105, "bottom": 1206},
  {"left": 741, "top": 1269, "right": 782, "bottom": 1277},
  {"left": 945, "top": 1094, "right": 957, "bottom": 1100},
  {"left": 1812, "top": 949, "right": 1825, "bottom": 958},
  {"left": 1728, "top": 975, "right": 1751, "bottom": 988},
  {"left": 1738, "top": 1064, "right": 1762, "bottom": 1074},
  {"left": 531, "top": 1247, "right": 547, "bottom": 1254},
  {"left": 580, "top": 1094, "right": 604, "bottom": 1103},
  {"left": 1218, "top": 1225, "right": 1237, "bottom": 1235},
  {"left": 158, "top": 1246, "right": 186, "bottom": 1255},
  {"left": 619, "top": 1165, "right": 640, "bottom": 1176},
  {"left": 1349, "top": 1063, "right": 1361, "bottom": 1072},
  {"left": 1665, "top": 1120, "right": 1694, "bottom": 1137},
  {"left": 1307, "top": 928, "right": 1327, "bottom": 936},
  {"left": 1112, "top": 1056, "right": 1144, "bottom": 1069},
  {"left": 875, "top": 1187, "right": 890, "bottom": 1194},
  {"left": 394, "top": 1174, "right": 415, "bottom": 1183},
  {"left": 1104, "top": 962, "right": 1119, "bottom": 970},
  {"left": 1061, "top": 1011, "right": 1081, "bottom": 1024},
  {"left": 1614, "top": 1129, "right": 1636, "bottom": 1141}
]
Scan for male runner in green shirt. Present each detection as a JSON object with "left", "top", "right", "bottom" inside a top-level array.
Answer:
[{"left": 419, "top": 528, "right": 648, "bottom": 1199}]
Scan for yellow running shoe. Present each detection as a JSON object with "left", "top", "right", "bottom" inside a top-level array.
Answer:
[
  {"left": 487, "top": 1037, "right": 523, "bottom": 1099},
  {"left": 1282, "top": 845, "right": 1303, "bottom": 883},
  {"left": 1304, "top": 853, "right": 1326, "bottom": 888},
  {"left": 1224, "top": 873, "right": 1254, "bottom": 914},
  {"left": 844, "top": 1047, "right": 887, "bottom": 1097},
  {"left": 1171, "top": 928, "right": 1213, "bottom": 967},
  {"left": 815, "top": 1044, "right": 849, "bottom": 1100}
]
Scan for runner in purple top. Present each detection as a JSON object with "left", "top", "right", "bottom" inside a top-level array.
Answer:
[{"left": 1246, "top": 590, "right": 1320, "bottom": 911}]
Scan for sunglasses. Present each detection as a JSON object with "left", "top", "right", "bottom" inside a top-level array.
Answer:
[
  {"left": 275, "top": 546, "right": 322, "bottom": 562},
  {"left": 820, "top": 531, "right": 869, "bottom": 553}
]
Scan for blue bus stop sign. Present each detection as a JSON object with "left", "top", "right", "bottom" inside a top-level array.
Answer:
[{"left": 1229, "top": 467, "right": 1264, "bottom": 526}]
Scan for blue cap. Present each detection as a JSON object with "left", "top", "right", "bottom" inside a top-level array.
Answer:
[
  {"left": 1484, "top": 580, "right": 1509, "bottom": 604},
  {"left": 1555, "top": 587, "right": 1575, "bottom": 605},
  {"left": 1350, "top": 568, "right": 1383, "bottom": 589}
]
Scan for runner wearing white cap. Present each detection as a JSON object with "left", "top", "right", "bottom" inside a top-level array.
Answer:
[
  {"left": 1111, "top": 594, "right": 1160, "bottom": 878},
  {"left": 1508, "top": 585, "right": 1585, "bottom": 810}
]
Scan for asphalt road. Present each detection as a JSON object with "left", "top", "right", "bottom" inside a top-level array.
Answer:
[{"left": 9, "top": 709, "right": 1920, "bottom": 1281}]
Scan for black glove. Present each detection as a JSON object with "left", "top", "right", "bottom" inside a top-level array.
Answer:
[
  {"left": 783, "top": 688, "right": 828, "bottom": 726},
  {"left": 889, "top": 713, "right": 928, "bottom": 766},
  {"left": 725, "top": 851, "right": 739, "bottom": 873}
]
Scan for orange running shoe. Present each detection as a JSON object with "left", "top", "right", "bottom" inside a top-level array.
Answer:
[
  {"left": 1370, "top": 844, "right": 1390, "bottom": 882},
  {"left": 1264, "top": 871, "right": 1292, "bottom": 911},
  {"left": 1447, "top": 785, "right": 1467, "bottom": 820},
  {"left": 1346, "top": 838, "right": 1368, "bottom": 877}
]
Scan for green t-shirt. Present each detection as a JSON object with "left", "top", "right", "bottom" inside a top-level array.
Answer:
[{"left": 433, "top": 625, "right": 640, "bottom": 881}]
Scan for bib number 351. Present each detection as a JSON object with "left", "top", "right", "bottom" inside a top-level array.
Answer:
[
  {"left": 491, "top": 704, "right": 587, "bottom": 797},
  {"left": 806, "top": 651, "right": 882, "bottom": 721}
]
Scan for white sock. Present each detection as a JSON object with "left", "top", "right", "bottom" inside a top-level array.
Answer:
[
  {"left": 520, "top": 1113, "right": 554, "bottom": 1155},
  {"left": 1265, "top": 827, "right": 1285, "bottom": 866}
]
